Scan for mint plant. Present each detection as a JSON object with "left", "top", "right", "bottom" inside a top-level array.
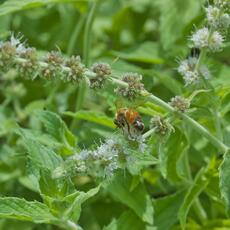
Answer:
[{"left": 0, "top": 0, "right": 230, "bottom": 230}]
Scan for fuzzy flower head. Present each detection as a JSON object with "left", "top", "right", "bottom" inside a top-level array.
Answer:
[
  {"left": 90, "top": 62, "right": 111, "bottom": 89},
  {"left": 206, "top": 5, "right": 230, "bottom": 29},
  {"left": 205, "top": 6, "right": 221, "bottom": 27},
  {"left": 177, "top": 57, "right": 211, "bottom": 85},
  {"left": 219, "top": 13, "right": 230, "bottom": 28},
  {"left": 209, "top": 31, "right": 224, "bottom": 51},
  {"left": 63, "top": 56, "right": 85, "bottom": 83},
  {"left": 115, "top": 72, "right": 144, "bottom": 100},
  {"left": 52, "top": 134, "right": 149, "bottom": 179},
  {"left": 0, "top": 36, "right": 21, "bottom": 71},
  {"left": 169, "top": 96, "right": 190, "bottom": 113},
  {"left": 10, "top": 35, "right": 21, "bottom": 47},
  {"left": 41, "top": 51, "right": 64, "bottom": 80},
  {"left": 46, "top": 51, "right": 63, "bottom": 66},
  {"left": 178, "top": 57, "right": 199, "bottom": 85},
  {"left": 190, "top": 27, "right": 224, "bottom": 52},
  {"left": 150, "top": 116, "right": 174, "bottom": 137},
  {"left": 190, "top": 27, "right": 209, "bottom": 49},
  {"left": 16, "top": 47, "right": 38, "bottom": 79},
  {"left": 72, "top": 138, "right": 121, "bottom": 178},
  {"left": 214, "top": 0, "right": 230, "bottom": 9}
]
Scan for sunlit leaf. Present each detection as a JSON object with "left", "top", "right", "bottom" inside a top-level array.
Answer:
[{"left": 0, "top": 197, "right": 58, "bottom": 224}]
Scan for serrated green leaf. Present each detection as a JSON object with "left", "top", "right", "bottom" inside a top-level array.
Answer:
[
  {"left": 39, "top": 170, "right": 75, "bottom": 198},
  {"left": 111, "top": 42, "right": 164, "bottom": 64},
  {"left": 64, "top": 110, "right": 116, "bottom": 129},
  {"left": 36, "top": 110, "right": 76, "bottom": 148},
  {"left": 63, "top": 186, "right": 100, "bottom": 220},
  {"left": 179, "top": 168, "right": 209, "bottom": 229},
  {"left": 21, "top": 135, "right": 63, "bottom": 172},
  {"left": 105, "top": 172, "right": 154, "bottom": 225},
  {"left": 0, "top": 197, "right": 58, "bottom": 224},
  {"left": 0, "top": 0, "right": 93, "bottom": 16}
]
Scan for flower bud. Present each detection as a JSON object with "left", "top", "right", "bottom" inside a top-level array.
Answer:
[
  {"left": 177, "top": 57, "right": 211, "bottom": 85},
  {"left": 150, "top": 116, "right": 173, "bottom": 136},
  {"left": 41, "top": 51, "right": 63, "bottom": 80},
  {"left": 63, "top": 56, "right": 85, "bottom": 83},
  {"left": 0, "top": 42, "right": 17, "bottom": 71},
  {"left": 169, "top": 96, "right": 190, "bottom": 112},
  {"left": 90, "top": 62, "right": 111, "bottom": 89},
  {"left": 115, "top": 72, "right": 144, "bottom": 100},
  {"left": 16, "top": 47, "right": 38, "bottom": 79},
  {"left": 190, "top": 27, "right": 224, "bottom": 52}
]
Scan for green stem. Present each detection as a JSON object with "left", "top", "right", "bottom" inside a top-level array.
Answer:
[
  {"left": 181, "top": 114, "right": 228, "bottom": 152},
  {"left": 66, "top": 220, "right": 82, "bottom": 230},
  {"left": 71, "top": 1, "right": 100, "bottom": 129},
  {"left": 193, "top": 199, "right": 208, "bottom": 223},
  {"left": 142, "top": 128, "right": 156, "bottom": 139},
  {"left": 109, "top": 77, "right": 229, "bottom": 152},
  {"left": 75, "top": 1, "right": 100, "bottom": 111},
  {"left": 147, "top": 93, "right": 229, "bottom": 153},
  {"left": 213, "top": 109, "right": 223, "bottom": 141},
  {"left": 12, "top": 56, "right": 229, "bottom": 152},
  {"left": 83, "top": 1, "right": 100, "bottom": 66},
  {"left": 67, "top": 15, "right": 86, "bottom": 56},
  {"left": 194, "top": 47, "right": 223, "bottom": 141}
]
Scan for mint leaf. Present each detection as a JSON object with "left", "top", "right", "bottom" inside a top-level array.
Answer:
[{"left": 0, "top": 197, "right": 58, "bottom": 224}]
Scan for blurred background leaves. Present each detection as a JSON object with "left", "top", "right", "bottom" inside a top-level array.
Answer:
[{"left": 0, "top": 0, "right": 230, "bottom": 229}]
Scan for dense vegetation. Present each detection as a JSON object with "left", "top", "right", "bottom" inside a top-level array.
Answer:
[{"left": 0, "top": 0, "right": 230, "bottom": 229}]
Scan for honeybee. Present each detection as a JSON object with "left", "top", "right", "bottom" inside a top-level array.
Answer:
[{"left": 114, "top": 108, "right": 144, "bottom": 139}]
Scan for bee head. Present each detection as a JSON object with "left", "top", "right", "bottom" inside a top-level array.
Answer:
[{"left": 133, "top": 120, "right": 144, "bottom": 132}]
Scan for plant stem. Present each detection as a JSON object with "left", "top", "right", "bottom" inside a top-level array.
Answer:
[
  {"left": 109, "top": 77, "right": 229, "bottom": 152},
  {"left": 194, "top": 47, "right": 223, "bottom": 141},
  {"left": 142, "top": 128, "right": 156, "bottom": 139},
  {"left": 12, "top": 57, "right": 229, "bottom": 152},
  {"left": 71, "top": 1, "right": 100, "bottom": 129},
  {"left": 147, "top": 93, "right": 229, "bottom": 153},
  {"left": 193, "top": 198, "right": 208, "bottom": 223},
  {"left": 66, "top": 220, "right": 82, "bottom": 230},
  {"left": 67, "top": 15, "right": 86, "bottom": 56},
  {"left": 70, "top": 1, "right": 100, "bottom": 129},
  {"left": 83, "top": 1, "right": 100, "bottom": 67}
]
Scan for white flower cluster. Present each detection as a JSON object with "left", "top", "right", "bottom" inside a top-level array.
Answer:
[
  {"left": 73, "top": 138, "right": 120, "bottom": 177},
  {"left": 206, "top": 5, "right": 230, "bottom": 28},
  {"left": 190, "top": 1, "right": 229, "bottom": 52},
  {"left": 178, "top": 1, "right": 229, "bottom": 86},
  {"left": 178, "top": 58, "right": 199, "bottom": 85},
  {"left": 9, "top": 35, "right": 30, "bottom": 54},
  {"left": 177, "top": 57, "right": 211, "bottom": 85},
  {"left": 190, "top": 27, "right": 224, "bottom": 52},
  {"left": 52, "top": 135, "right": 147, "bottom": 179}
]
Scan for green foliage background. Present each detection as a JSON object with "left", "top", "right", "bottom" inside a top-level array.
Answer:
[{"left": 0, "top": 0, "right": 230, "bottom": 230}]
